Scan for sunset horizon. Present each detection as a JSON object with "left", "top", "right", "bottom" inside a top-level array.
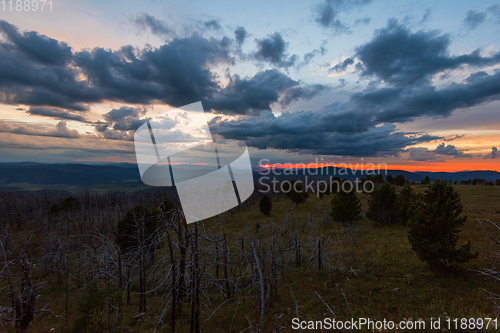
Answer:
[{"left": 1, "top": 0, "right": 499, "bottom": 176}]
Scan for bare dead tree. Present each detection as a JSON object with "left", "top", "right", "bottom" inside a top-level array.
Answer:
[{"left": 252, "top": 241, "right": 265, "bottom": 333}]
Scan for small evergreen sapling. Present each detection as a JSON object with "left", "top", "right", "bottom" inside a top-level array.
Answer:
[
  {"left": 366, "top": 183, "right": 398, "bottom": 225},
  {"left": 331, "top": 183, "right": 362, "bottom": 224},
  {"left": 398, "top": 184, "right": 417, "bottom": 225},
  {"left": 288, "top": 181, "right": 309, "bottom": 207},
  {"left": 407, "top": 180, "right": 478, "bottom": 270}
]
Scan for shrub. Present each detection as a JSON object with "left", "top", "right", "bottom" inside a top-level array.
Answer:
[
  {"left": 331, "top": 184, "right": 362, "bottom": 224},
  {"left": 367, "top": 183, "right": 399, "bottom": 225},
  {"left": 372, "top": 174, "right": 384, "bottom": 184},
  {"left": 259, "top": 195, "right": 272, "bottom": 216},
  {"left": 420, "top": 176, "right": 431, "bottom": 185},
  {"left": 288, "top": 181, "right": 309, "bottom": 207},
  {"left": 398, "top": 185, "right": 417, "bottom": 225},
  {"left": 72, "top": 280, "right": 108, "bottom": 333},
  {"left": 407, "top": 180, "right": 478, "bottom": 270},
  {"left": 394, "top": 175, "right": 406, "bottom": 186},
  {"left": 49, "top": 203, "right": 61, "bottom": 216},
  {"left": 61, "top": 196, "right": 80, "bottom": 211}
]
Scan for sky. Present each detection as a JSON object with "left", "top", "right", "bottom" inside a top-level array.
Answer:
[{"left": 0, "top": 0, "right": 499, "bottom": 172}]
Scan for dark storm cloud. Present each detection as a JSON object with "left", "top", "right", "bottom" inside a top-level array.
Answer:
[
  {"left": 0, "top": 21, "right": 325, "bottom": 117},
  {"left": 209, "top": 65, "right": 500, "bottom": 155},
  {"left": 3, "top": 20, "right": 499, "bottom": 158},
  {"left": 210, "top": 109, "right": 439, "bottom": 156},
  {"left": 73, "top": 35, "right": 235, "bottom": 106},
  {"left": 133, "top": 13, "right": 176, "bottom": 37},
  {"left": 464, "top": 10, "right": 487, "bottom": 30},
  {"left": 254, "top": 32, "right": 298, "bottom": 68},
  {"left": 0, "top": 20, "right": 72, "bottom": 65},
  {"left": 234, "top": 26, "right": 248, "bottom": 45},
  {"left": 0, "top": 20, "right": 234, "bottom": 109},
  {"left": 27, "top": 107, "right": 89, "bottom": 122},
  {"left": 314, "top": 0, "right": 373, "bottom": 33},
  {"left": 4, "top": 87, "right": 90, "bottom": 111},
  {"left": 209, "top": 100, "right": 441, "bottom": 156},
  {"left": 364, "top": 70, "right": 500, "bottom": 123},
  {"left": 356, "top": 19, "right": 500, "bottom": 85},
  {"left": 0, "top": 21, "right": 94, "bottom": 110},
  {"left": 203, "top": 69, "right": 328, "bottom": 115}
]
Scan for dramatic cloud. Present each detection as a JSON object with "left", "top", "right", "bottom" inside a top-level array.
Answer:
[
  {"left": 209, "top": 63, "right": 500, "bottom": 155},
  {"left": 314, "top": 0, "right": 373, "bottom": 33},
  {"left": 358, "top": 70, "right": 500, "bottom": 123},
  {"left": 464, "top": 10, "right": 487, "bottom": 30},
  {"left": 356, "top": 20, "right": 500, "bottom": 85},
  {"left": 0, "top": 20, "right": 234, "bottom": 110},
  {"left": 73, "top": 35, "right": 235, "bottom": 106},
  {"left": 204, "top": 69, "right": 328, "bottom": 115},
  {"left": 133, "top": 13, "right": 176, "bottom": 37},
  {"left": 95, "top": 106, "right": 151, "bottom": 141},
  {"left": 254, "top": 32, "right": 298, "bottom": 68},
  {"left": 0, "top": 21, "right": 325, "bottom": 117},
  {"left": 207, "top": 27, "right": 500, "bottom": 155},
  {"left": 0, "top": 20, "right": 72, "bottom": 66},
  {"left": 209, "top": 103, "right": 440, "bottom": 156},
  {"left": 1, "top": 19, "right": 498, "bottom": 160},
  {"left": 27, "top": 107, "right": 89, "bottom": 122}
]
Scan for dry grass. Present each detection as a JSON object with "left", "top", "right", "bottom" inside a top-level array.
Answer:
[{"left": 2, "top": 184, "right": 499, "bottom": 332}]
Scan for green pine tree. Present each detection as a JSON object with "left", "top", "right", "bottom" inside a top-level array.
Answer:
[
  {"left": 407, "top": 180, "right": 478, "bottom": 270},
  {"left": 331, "top": 184, "right": 362, "bottom": 224},
  {"left": 288, "top": 181, "right": 309, "bottom": 207},
  {"left": 367, "top": 183, "right": 399, "bottom": 225},
  {"left": 398, "top": 184, "right": 417, "bottom": 225}
]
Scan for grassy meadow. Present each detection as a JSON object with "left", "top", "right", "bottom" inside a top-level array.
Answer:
[{"left": 1, "top": 184, "right": 499, "bottom": 332}]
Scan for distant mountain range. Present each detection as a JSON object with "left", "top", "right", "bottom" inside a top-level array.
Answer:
[
  {"left": 253, "top": 166, "right": 500, "bottom": 183},
  {"left": 0, "top": 162, "right": 498, "bottom": 192}
]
